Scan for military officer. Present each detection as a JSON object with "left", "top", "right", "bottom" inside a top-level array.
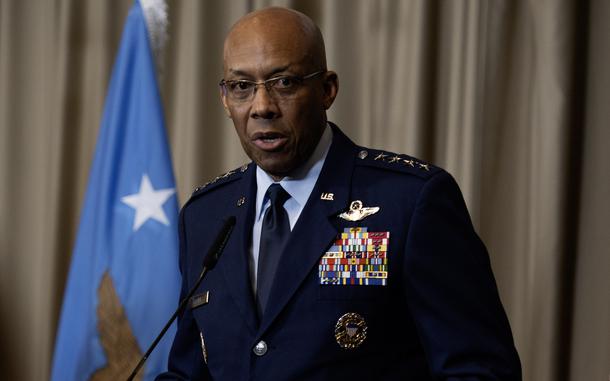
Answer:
[{"left": 157, "top": 6, "right": 521, "bottom": 381}]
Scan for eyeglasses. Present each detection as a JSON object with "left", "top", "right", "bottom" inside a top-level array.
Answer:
[{"left": 219, "top": 70, "right": 325, "bottom": 102}]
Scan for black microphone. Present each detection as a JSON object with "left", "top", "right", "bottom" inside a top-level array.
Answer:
[{"left": 127, "top": 216, "right": 236, "bottom": 381}]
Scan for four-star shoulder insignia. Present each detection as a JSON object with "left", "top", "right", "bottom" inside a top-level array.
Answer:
[
  {"left": 364, "top": 148, "right": 436, "bottom": 177},
  {"left": 192, "top": 163, "right": 250, "bottom": 196}
]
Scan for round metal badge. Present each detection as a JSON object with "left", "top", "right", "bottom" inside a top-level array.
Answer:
[{"left": 334, "top": 312, "right": 367, "bottom": 349}]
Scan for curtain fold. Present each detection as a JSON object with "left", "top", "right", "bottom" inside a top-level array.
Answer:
[{"left": 0, "top": 1, "right": 607, "bottom": 380}]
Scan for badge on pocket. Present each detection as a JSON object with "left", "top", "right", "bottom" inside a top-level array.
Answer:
[{"left": 335, "top": 312, "right": 367, "bottom": 349}]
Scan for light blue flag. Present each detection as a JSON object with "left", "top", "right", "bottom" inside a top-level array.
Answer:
[{"left": 51, "top": 1, "right": 180, "bottom": 380}]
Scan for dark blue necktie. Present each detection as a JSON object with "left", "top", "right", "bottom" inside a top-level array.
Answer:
[{"left": 256, "top": 184, "right": 291, "bottom": 317}]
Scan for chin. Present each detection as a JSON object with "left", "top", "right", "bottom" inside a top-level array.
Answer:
[
  {"left": 250, "top": 150, "right": 287, "bottom": 170},
  {"left": 260, "top": 164, "right": 291, "bottom": 177},
  {"left": 257, "top": 159, "right": 295, "bottom": 178}
]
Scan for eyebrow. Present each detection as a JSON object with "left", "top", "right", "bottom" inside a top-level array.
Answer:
[{"left": 228, "top": 65, "right": 292, "bottom": 79}]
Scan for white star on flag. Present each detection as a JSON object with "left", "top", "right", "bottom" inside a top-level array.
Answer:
[{"left": 121, "top": 173, "right": 176, "bottom": 231}]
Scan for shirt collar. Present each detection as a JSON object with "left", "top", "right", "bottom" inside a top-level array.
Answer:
[{"left": 255, "top": 124, "right": 333, "bottom": 221}]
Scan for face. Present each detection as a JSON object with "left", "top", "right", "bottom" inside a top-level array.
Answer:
[{"left": 221, "top": 14, "right": 338, "bottom": 179}]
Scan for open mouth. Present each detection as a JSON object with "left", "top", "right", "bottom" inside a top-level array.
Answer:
[{"left": 251, "top": 132, "right": 288, "bottom": 151}]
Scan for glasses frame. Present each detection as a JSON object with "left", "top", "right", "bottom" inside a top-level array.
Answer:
[{"left": 219, "top": 70, "right": 326, "bottom": 102}]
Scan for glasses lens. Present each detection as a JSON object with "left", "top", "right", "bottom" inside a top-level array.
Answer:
[
  {"left": 270, "top": 76, "right": 300, "bottom": 90},
  {"left": 226, "top": 81, "right": 255, "bottom": 100},
  {"left": 268, "top": 76, "right": 303, "bottom": 98}
]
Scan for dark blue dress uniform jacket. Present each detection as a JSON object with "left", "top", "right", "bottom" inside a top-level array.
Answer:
[{"left": 157, "top": 125, "right": 522, "bottom": 380}]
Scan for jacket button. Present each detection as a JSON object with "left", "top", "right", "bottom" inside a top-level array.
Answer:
[{"left": 253, "top": 340, "right": 267, "bottom": 356}]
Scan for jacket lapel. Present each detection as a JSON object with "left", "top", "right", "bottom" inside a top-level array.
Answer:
[
  {"left": 216, "top": 163, "right": 259, "bottom": 333},
  {"left": 258, "top": 126, "right": 357, "bottom": 335}
]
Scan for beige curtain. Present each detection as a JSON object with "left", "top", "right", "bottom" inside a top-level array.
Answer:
[{"left": 0, "top": 1, "right": 608, "bottom": 380}]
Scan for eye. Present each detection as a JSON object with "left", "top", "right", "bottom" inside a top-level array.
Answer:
[
  {"left": 229, "top": 81, "right": 254, "bottom": 92},
  {"left": 273, "top": 76, "right": 297, "bottom": 89}
]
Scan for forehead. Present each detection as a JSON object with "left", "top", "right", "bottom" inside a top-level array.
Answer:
[{"left": 223, "top": 18, "right": 314, "bottom": 76}]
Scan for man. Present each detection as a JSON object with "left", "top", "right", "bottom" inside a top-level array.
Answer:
[{"left": 158, "top": 7, "right": 521, "bottom": 380}]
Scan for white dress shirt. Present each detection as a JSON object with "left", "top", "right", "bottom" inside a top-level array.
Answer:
[{"left": 249, "top": 125, "right": 333, "bottom": 294}]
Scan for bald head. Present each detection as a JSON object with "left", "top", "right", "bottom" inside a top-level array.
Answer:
[
  {"left": 220, "top": 7, "right": 338, "bottom": 180},
  {"left": 223, "top": 7, "right": 327, "bottom": 74}
]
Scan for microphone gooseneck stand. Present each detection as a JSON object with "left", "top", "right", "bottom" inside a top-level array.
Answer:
[{"left": 126, "top": 216, "right": 236, "bottom": 381}]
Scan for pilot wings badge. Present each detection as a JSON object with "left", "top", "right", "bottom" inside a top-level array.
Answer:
[{"left": 338, "top": 200, "right": 380, "bottom": 222}]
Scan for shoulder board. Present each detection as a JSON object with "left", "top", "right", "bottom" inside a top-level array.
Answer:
[
  {"left": 190, "top": 163, "right": 250, "bottom": 198},
  {"left": 354, "top": 147, "right": 440, "bottom": 179}
]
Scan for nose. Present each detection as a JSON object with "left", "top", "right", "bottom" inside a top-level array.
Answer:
[{"left": 250, "top": 85, "right": 280, "bottom": 120}]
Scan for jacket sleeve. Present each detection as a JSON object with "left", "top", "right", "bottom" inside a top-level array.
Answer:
[
  {"left": 155, "top": 208, "right": 212, "bottom": 380},
  {"left": 402, "top": 170, "right": 522, "bottom": 380}
]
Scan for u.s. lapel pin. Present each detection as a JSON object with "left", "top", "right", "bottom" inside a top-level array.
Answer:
[
  {"left": 338, "top": 200, "right": 380, "bottom": 221},
  {"left": 321, "top": 192, "right": 334, "bottom": 201},
  {"left": 237, "top": 196, "right": 246, "bottom": 207}
]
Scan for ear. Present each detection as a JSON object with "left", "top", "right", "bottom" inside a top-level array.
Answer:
[
  {"left": 220, "top": 85, "right": 232, "bottom": 118},
  {"left": 321, "top": 71, "right": 339, "bottom": 110}
]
